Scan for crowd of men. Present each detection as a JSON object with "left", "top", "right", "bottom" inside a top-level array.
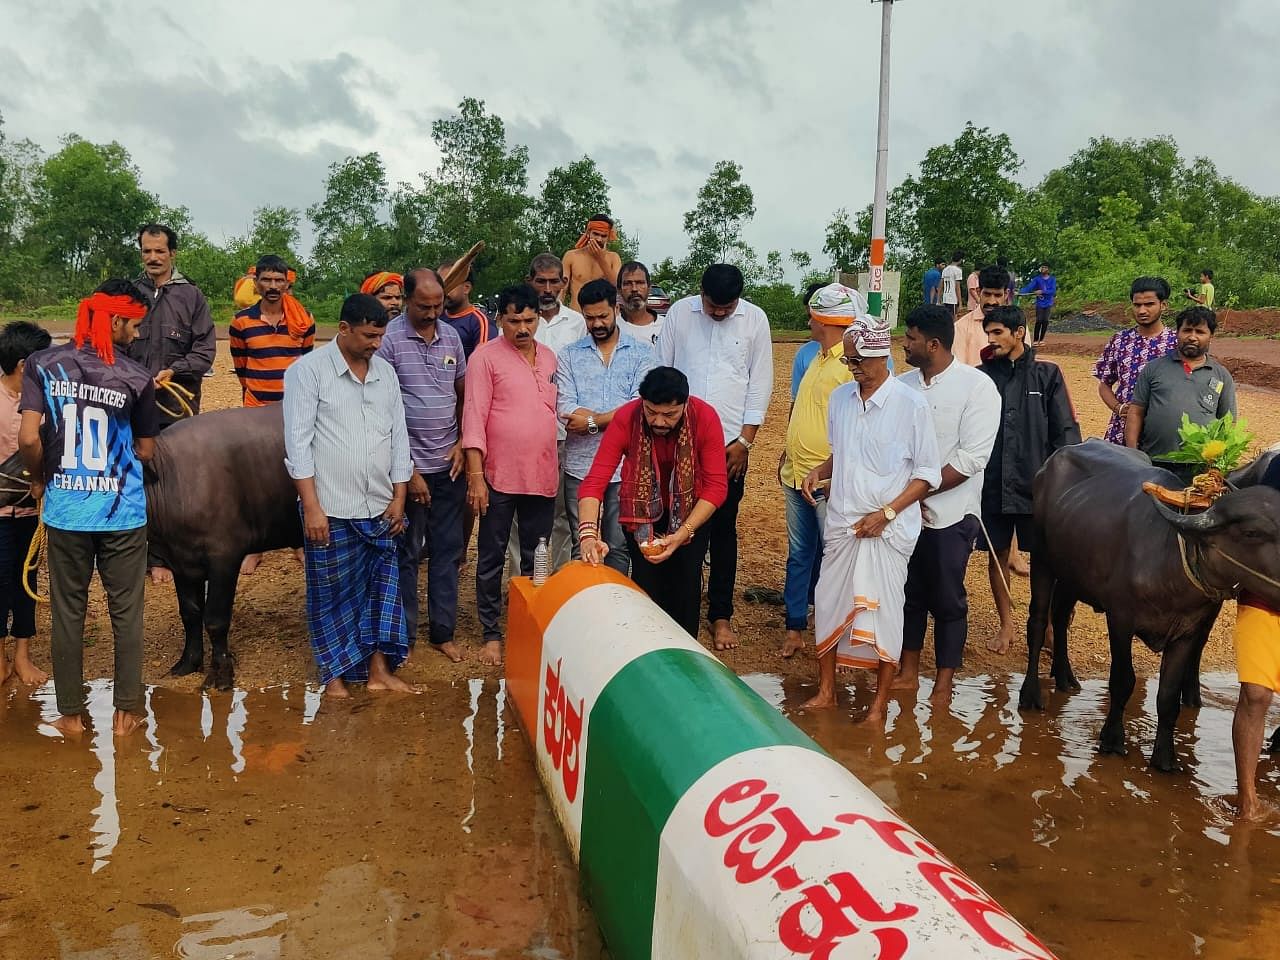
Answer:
[{"left": 1, "top": 219, "right": 1271, "bottom": 816}]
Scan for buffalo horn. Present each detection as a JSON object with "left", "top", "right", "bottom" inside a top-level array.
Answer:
[{"left": 1151, "top": 498, "right": 1225, "bottom": 534}]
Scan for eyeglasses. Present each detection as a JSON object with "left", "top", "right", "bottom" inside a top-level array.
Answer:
[{"left": 840, "top": 355, "right": 867, "bottom": 367}]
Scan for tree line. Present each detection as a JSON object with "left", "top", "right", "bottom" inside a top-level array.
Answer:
[{"left": 2, "top": 100, "right": 1277, "bottom": 328}]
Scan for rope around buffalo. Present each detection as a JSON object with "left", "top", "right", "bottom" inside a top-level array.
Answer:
[
  {"left": 23, "top": 518, "right": 46, "bottom": 604},
  {"left": 155, "top": 380, "right": 195, "bottom": 420}
]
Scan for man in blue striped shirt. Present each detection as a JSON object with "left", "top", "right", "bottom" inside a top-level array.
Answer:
[
  {"left": 378, "top": 268, "right": 468, "bottom": 662},
  {"left": 555, "top": 279, "right": 657, "bottom": 573},
  {"left": 284, "top": 293, "right": 415, "bottom": 698}
]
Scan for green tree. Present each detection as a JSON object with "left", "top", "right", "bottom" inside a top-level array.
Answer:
[
  {"left": 306, "top": 152, "right": 390, "bottom": 295},
  {"left": 31, "top": 135, "right": 158, "bottom": 283},
  {"left": 682, "top": 160, "right": 756, "bottom": 271},
  {"left": 415, "top": 97, "right": 534, "bottom": 293},
  {"left": 532, "top": 156, "right": 611, "bottom": 259},
  {"left": 823, "top": 207, "right": 867, "bottom": 272},
  {"left": 1041, "top": 136, "right": 1181, "bottom": 229}
]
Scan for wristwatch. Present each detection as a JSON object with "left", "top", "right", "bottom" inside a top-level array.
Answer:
[
  {"left": 881, "top": 506, "right": 897, "bottom": 522},
  {"left": 587, "top": 415, "right": 599, "bottom": 435},
  {"left": 735, "top": 435, "right": 754, "bottom": 451}
]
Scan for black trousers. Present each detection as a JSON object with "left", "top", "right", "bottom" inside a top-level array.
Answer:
[
  {"left": 705, "top": 473, "right": 746, "bottom": 624},
  {"left": 625, "top": 524, "right": 711, "bottom": 638},
  {"left": 1034, "top": 306, "right": 1051, "bottom": 343},
  {"left": 0, "top": 516, "right": 39, "bottom": 638},
  {"left": 476, "top": 488, "right": 554, "bottom": 642},
  {"left": 398, "top": 471, "right": 466, "bottom": 646},
  {"left": 902, "top": 516, "right": 979, "bottom": 670}
]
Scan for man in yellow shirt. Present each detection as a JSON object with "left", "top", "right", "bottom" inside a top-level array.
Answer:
[
  {"left": 779, "top": 284, "right": 857, "bottom": 657},
  {"left": 1186, "top": 269, "right": 1215, "bottom": 309}
]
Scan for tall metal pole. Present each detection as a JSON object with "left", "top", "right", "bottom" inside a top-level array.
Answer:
[{"left": 868, "top": 0, "right": 893, "bottom": 319}]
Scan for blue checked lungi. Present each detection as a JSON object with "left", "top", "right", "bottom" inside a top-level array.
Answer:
[{"left": 303, "top": 515, "right": 408, "bottom": 684}]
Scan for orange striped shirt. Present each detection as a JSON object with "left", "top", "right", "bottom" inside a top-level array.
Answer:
[{"left": 229, "top": 302, "right": 316, "bottom": 406}]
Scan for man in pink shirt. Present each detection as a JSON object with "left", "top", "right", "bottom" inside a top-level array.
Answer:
[
  {"left": 953, "top": 265, "right": 1013, "bottom": 367},
  {"left": 0, "top": 321, "right": 52, "bottom": 686},
  {"left": 462, "top": 284, "right": 559, "bottom": 667}
]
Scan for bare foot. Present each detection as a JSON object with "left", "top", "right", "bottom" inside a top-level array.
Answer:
[
  {"left": 929, "top": 682, "right": 955, "bottom": 708},
  {"left": 479, "top": 640, "right": 503, "bottom": 667},
  {"left": 986, "top": 623, "right": 1015, "bottom": 655},
  {"left": 14, "top": 658, "right": 48, "bottom": 686},
  {"left": 239, "top": 553, "right": 262, "bottom": 575},
  {"left": 324, "top": 678, "right": 350, "bottom": 699},
  {"left": 890, "top": 671, "right": 919, "bottom": 692},
  {"left": 367, "top": 673, "right": 416, "bottom": 694},
  {"left": 51, "top": 713, "right": 87, "bottom": 736},
  {"left": 711, "top": 620, "right": 739, "bottom": 652},
  {"left": 0, "top": 658, "right": 12, "bottom": 686},
  {"left": 433, "top": 640, "right": 465, "bottom": 663},
  {"left": 801, "top": 691, "right": 837, "bottom": 709},
  {"left": 1009, "top": 553, "right": 1031, "bottom": 578},
  {"left": 292, "top": 548, "right": 305, "bottom": 565},
  {"left": 113, "top": 710, "right": 143, "bottom": 736},
  {"left": 1238, "top": 796, "right": 1279, "bottom": 823},
  {"left": 781, "top": 630, "right": 806, "bottom": 659},
  {"left": 148, "top": 566, "right": 174, "bottom": 585},
  {"left": 861, "top": 706, "right": 888, "bottom": 725}
]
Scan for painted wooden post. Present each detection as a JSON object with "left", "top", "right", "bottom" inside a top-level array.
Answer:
[{"left": 506, "top": 564, "right": 1056, "bottom": 959}]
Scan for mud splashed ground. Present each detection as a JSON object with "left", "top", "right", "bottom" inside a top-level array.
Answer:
[{"left": 2, "top": 672, "right": 1279, "bottom": 958}]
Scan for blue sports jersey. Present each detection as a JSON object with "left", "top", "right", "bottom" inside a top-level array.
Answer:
[{"left": 20, "top": 343, "right": 158, "bottom": 532}]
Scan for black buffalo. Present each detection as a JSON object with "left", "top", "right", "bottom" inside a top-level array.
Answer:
[
  {"left": 1024, "top": 439, "right": 1280, "bottom": 771},
  {"left": 146, "top": 406, "right": 302, "bottom": 689}
]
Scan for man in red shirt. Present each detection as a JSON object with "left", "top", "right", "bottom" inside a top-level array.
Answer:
[{"left": 577, "top": 366, "right": 728, "bottom": 637}]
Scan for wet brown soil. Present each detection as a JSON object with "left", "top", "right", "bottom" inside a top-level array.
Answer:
[{"left": 2, "top": 671, "right": 1277, "bottom": 958}]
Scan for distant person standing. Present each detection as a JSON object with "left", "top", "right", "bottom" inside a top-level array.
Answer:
[
  {"left": 361, "top": 271, "right": 405, "bottom": 320},
  {"left": 229, "top": 255, "right": 316, "bottom": 407},
  {"left": 940, "top": 251, "right": 965, "bottom": 319},
  {"left": 1185, "top": 270, "right": 1215, "bottom": 309},
  {"left": 562, "top": 214, "right": 623, "bottom": 313},
  {"left": 438, "top": 259, "right": 491, "bottom": 359},
  {"left": 922, "top": 258, "right": 944, "bottom": 306},
  {"left": 127, "top": 224, "right": 216, "bottom": 428},
  {"left": 1094, "top": 277, "right": 1178, "bottom": 445},
  {"left": 658, "top": 263, "right": 774, "bottom": 652},
  {"left": 1018, "top": 262, "right": 1057, "bottom": 346},
  {"left": 953, "top": 265, "right": 1014, "bottom": 367},
  {"left": 965, "top": 266, "right": 980, "bottom": 313},
  {"left": 616, "top": 261, "right": 664, "bottom": 348},
  {"left": 998, "top": 257, "right": 1017, "bottom": 305},
  {"left": 1125, "top": 306, "right": 1236, "bottom": 458}
]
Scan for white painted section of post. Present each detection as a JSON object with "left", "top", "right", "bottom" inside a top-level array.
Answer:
[{"left": 872, "top": 0, "right": 892, "bottom": 243}]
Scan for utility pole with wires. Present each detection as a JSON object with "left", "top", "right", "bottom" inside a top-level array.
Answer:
[{"left": 868, "top": 0, "right": 896, "bottom": 320}]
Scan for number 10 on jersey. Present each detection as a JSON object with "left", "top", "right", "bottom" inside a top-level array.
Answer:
[{"left": 59, "top": 403, "right": 110, "bottom": 471}]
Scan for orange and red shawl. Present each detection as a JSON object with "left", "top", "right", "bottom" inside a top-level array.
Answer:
[
  {"left": 618, "top": 409, "right": 698, "bottom": 544},
  {"left": 359, "top": 271, "right": 403, "bottom": 296},
  {"left": 574, "top": 218, "right": 618, "bottom": 249},
  {"left": 75, "top": 293, "right": 147, "bottom": 365}
]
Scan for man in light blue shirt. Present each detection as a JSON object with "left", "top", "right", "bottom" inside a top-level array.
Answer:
[
  {"left": 284, "top": 293, "right": 415, "bottom": 699},
  {"left": 555, "top": 279, "right": 657, "bottom": 573}
]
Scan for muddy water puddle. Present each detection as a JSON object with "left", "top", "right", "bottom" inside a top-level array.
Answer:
[
  {"left": 0, "top": 679, "right": 601, "bottom": 959},
  {"left": 3, "top": 672, "right": 1279, "bottom": 959}
]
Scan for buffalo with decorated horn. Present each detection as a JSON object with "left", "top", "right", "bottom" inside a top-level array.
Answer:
[{"left": 1022, "top": 438, "right": 1280, "bottom": 772}]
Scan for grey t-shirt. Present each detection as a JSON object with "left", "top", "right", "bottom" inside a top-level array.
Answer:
[{"left": 1131, "top": 353, "right": 1236, "bottom": 458}]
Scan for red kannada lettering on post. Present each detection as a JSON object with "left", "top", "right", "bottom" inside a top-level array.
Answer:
[
  {"left": 701, "top": 777, "right": 1056, "bottom": 960},
  {"left": 542, "top": 657, "right": 585, "bottom": 803}
]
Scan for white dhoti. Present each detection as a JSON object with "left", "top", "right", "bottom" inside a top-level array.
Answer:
[{"left": 814, "top": 525, "right": 912, "bottom": 669}]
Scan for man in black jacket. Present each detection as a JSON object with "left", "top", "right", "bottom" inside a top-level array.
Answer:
[
  {"left": 127, "top": 224, "right": 216, "bottom": 429},
  {"left": 978, "top": 306, "right": 1081, "bottom": 654}
]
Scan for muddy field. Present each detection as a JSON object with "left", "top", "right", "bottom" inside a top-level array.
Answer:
[{"left": 28, "top": 338, "right": 1280, "bottom": 697}]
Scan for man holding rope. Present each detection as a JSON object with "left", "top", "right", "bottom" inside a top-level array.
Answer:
[{"left": 18, "top": 281, "right": 159, "bottom": 737}]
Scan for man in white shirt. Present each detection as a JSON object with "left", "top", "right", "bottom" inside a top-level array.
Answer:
[
  {"left": 800, "top": 315, "right": 941, "bottom": 722},
  {"left": 517, "top": 253, "right": 587, "bottom": 572},
  {"left": 895, "top": 305, "right": 1000, "bottom": 705},
  {"left": 658, "top": 263, "right": 773, "bottom": 651},
  {"left": 940, "top": 251, "right": 965, "bottom": 319},
  {"left": 616, "top": 260, "right": 663, "bottom": 348}
]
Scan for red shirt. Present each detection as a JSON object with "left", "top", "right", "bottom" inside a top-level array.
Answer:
[{"left": 579, "top": 396, "right": 729, "bottom": 509}]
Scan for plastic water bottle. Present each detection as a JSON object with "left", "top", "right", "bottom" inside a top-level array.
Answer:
[{"left": 533, "top": 537, "right": 550, "bottom": 586}]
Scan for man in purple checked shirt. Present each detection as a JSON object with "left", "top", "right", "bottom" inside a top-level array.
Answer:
[{"left": 1093, "top": 276, "right": 1178, "bottom": 445}]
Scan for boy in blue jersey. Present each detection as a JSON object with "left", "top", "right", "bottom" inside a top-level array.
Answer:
[{"left": 18, "top": 280, "right": 159, "bottom": 737}]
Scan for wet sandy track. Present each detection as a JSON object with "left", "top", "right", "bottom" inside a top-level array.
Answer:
[{"left": 2, "top": 671, "right": 1278, "bottom": 958}]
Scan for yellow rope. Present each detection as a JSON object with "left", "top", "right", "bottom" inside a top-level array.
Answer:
[
  {"left": 23, "top": 515, "right": 46, "bottom": 604},
  {"left": 155, "top": 379, "right": 195, "bottom": 420}
]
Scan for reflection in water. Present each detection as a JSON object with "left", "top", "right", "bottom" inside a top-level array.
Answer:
[
  {"left": 228, "top": 689, "right": 247, "bottom": 775},
  {"left": 86, "top": 679, "right": 120, "bottom": 874},
  {"left": 176, "top": 905, "right": 287, "bottom": 960},
  {"left": 143, "top": 686, "right": 164, "bottom": 773},
  {"left": 460, "top": 677, "right": 482, "bottom": 834}
]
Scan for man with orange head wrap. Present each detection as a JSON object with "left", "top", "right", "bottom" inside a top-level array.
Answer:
[
  {"left": 361, "top": 271, "right": 404, "bottom": 320},
  {"left": 561, "top": 213, "right": 622, "bottom": 313},
  {"left": 17, "top": 279, "right": 160, "bottom": 738}
]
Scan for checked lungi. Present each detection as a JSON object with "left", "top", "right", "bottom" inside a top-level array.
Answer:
[{"left": 303, "top": 515, "right": 408, "bottom": 684}]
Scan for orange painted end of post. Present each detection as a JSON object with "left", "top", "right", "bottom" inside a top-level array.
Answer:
[
  {"left": 505, "top": 562, "right": 642, "bottom": 738},
  {"left": 870, "top": 237, "right": 886, "bottom": 265}
]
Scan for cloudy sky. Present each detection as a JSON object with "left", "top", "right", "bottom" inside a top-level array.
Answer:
[{"left": 2, "top": 0, "right": 1277, "bottom": 269}]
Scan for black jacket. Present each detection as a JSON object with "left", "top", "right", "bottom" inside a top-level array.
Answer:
[
  {"left": 979, "top": 347, "right": 1082, "bottom": 514},
  {"left": 126, "top": 270, "right": 216, "bottom": 426}
]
